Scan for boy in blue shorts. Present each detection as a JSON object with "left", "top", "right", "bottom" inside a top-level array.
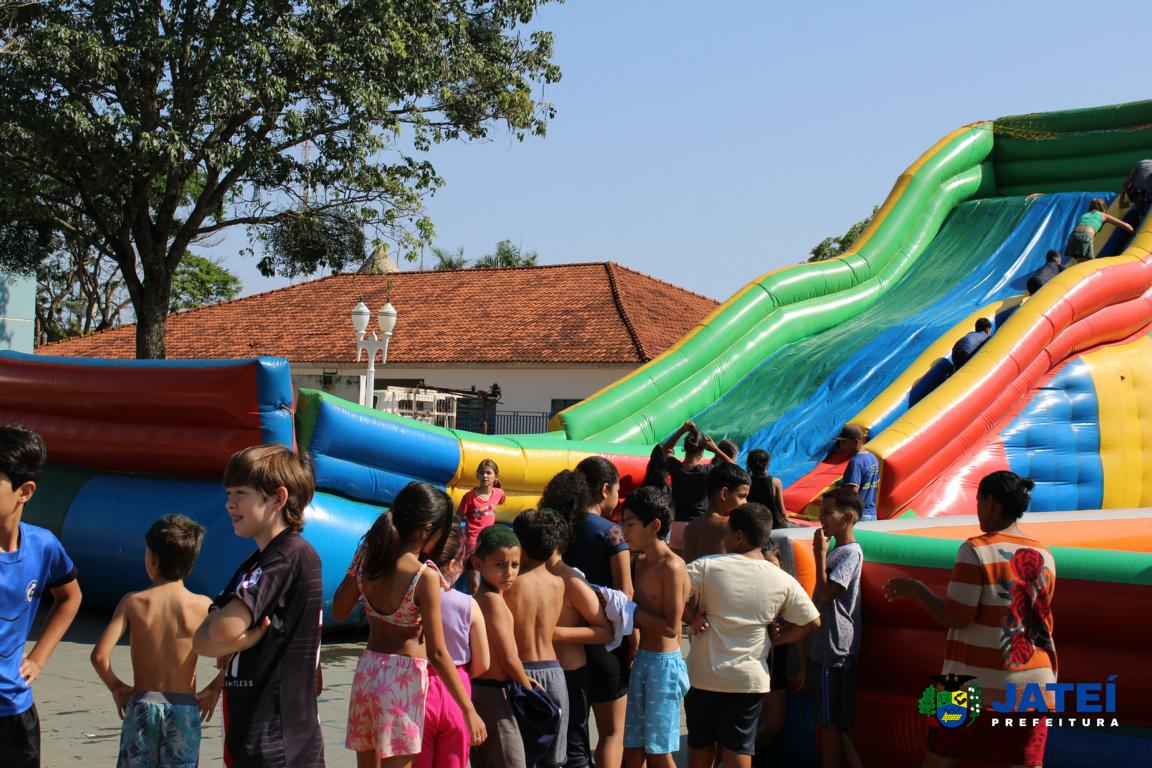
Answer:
[
  {"left": 91, "top": 514, "right": 225, "bottom": 768},
  {"left": 0, "top": 425, "right": 82, "bottom": 768},
  {"left": 618, "top": 486, "right": 690, "bottom": 768}
]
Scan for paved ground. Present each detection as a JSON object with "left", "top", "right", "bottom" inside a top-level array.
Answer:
[
  {"left": 29, "top": 609, "right": 366, "bottom": 767},
  {"left": 28, "top": 609, "right": 692, "bottom": 768}
]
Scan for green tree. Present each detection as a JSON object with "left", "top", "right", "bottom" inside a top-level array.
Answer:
[
  {"left": 35, "top": 242, "right": 130, "bottom": 344},
  {"left": 808, "top": 206, "right": 879, "bottom": 262},
  {"left": 0, "top": 1, "right": 560, "bottom": 358},
  {"left": 35, "top": 247, "right": 241, "bottom": 343},
  {"left": 473, "top": 239, "right": 538, "bottom": 269},
  {"left": 169, "top": 254, "right": 242, "bottom": 313},
  {"left": 431, "top": 245, "right": 469, "bottom": 270}
]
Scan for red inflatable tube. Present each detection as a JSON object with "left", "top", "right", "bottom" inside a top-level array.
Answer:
[{"left": 0, "top": 356, "right": 273, "bottom": 476}]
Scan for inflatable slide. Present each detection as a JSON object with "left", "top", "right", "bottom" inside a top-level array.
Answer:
[{"left": 6, "top": 97, "right": 1152, "bottom": 764}]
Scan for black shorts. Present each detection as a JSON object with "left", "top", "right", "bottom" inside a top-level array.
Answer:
[
  {"left": 684, "top": 687, "right": 762, "bottom": 755},
  {"left": 0, "top": 705, "right": 40, "bottom": 768},
  {"left": 809, "top": 660, "right": 857, "bottom": 732},
  {"left": 585, "top": 642, "right": 629, "bottom": 703},
  {"left": 767, "top": 644, "right": 788, "bottom": 691}
]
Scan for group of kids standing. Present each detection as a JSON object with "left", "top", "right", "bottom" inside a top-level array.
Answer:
[{"left": 0, "top": 421, "right": 871, "bottom": 768}]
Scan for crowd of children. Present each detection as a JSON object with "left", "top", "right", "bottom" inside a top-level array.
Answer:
[{"left": 5, "top": 415, "right": 1055, "bottom": 768}]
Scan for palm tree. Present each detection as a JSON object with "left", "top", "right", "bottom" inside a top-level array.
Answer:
[
  {"left": 431, "top": 246, "right": 468, "bottom": 270},
  {"left": 473, "top": 239, "right": 538, "bottom": 269}
]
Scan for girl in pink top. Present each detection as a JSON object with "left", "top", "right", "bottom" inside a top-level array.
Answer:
[
  {"left": 459, "top": 459, "right": 504, "bottom": 592},
  {"left": 332, "top": 482, "right": 486, "bottom": 767},
  {"left": 415, "top": 525, "right": 491, "bottom": 768}
]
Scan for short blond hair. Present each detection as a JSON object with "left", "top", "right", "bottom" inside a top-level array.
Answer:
[{"left": 223, "top": 445, "right": 315, "bottom": 532}]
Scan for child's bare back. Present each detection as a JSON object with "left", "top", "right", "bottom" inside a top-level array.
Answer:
[
  {"left": 122, "top": 583, "right": 212, "bottom": 692},
  {"left": 683, "top": 511, "right": 727, "bottom": 563},
  {"left": 504, "top": 562, "right": 565, "bottom": 662},
  {"left": 550, "top": 557, "right": 612, "bottom": 670},
  {"left": 474, "top": 587, "right": 522, "bottom": 681}
]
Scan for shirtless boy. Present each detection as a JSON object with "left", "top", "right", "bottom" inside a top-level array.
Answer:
[
  {"left": 471, "top": 525, "right": 533, "bottom": 768},
  {"left": 546, "top": 515, "right": 612, "bottom": 768},
  {"left": 91, "top": 514, "right": 229, "bottom": 767},
  {"left": 508, "top": 509, "right": 569, "bottom": 768},
  {"left": 619, "top": 486, "right": 690, "bottom": 768},
  {"left": 682, "top": 463, "right": 751, "bottom": 563}
]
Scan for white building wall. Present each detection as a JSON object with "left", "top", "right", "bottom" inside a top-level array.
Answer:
[{"left": 292, "top": 364, "right": 635, "bottom": 415}]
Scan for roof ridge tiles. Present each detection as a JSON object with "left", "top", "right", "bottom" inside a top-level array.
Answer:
[{"left": 604, "top": 262, "right": 649, "bottom": 361}]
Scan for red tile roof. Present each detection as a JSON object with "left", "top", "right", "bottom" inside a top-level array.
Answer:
[{"left": 39, "top": 263, "right": 719, "bottom": 364}]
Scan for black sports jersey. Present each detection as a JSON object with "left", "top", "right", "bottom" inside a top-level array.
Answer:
[{"left": 215, "top": 530, "right": 324, "bottom": 767}]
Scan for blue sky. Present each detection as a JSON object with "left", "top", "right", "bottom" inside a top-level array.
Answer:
[{"left": 216, "top": 1, "right": 1152, "bottom": 302}]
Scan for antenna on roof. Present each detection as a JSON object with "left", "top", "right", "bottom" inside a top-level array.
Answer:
[{"left": 386, "top": 279, "right": 393, "bottom": 304}]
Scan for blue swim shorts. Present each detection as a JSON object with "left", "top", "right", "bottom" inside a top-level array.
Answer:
[
  {"left": 117, "top": 691, "right": 201, "bottom": 768},
  {"left": 623, "top": 649, "right": 689, "bottom": 755}
]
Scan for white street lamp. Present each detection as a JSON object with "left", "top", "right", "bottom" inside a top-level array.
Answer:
[{"left": 352, "top": 298, "right": 397, "bottom": 408}]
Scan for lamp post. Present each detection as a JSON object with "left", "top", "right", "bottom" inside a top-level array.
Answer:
[{"left": 351, "top": 298, "right": 397, "bottom": 408}]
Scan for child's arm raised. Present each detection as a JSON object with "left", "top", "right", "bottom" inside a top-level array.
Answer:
[
  {"left": 467, "top": 597, "right": 490, "bottom": 678},
  {"left": 417, "top": 571, "right": 487, "bottom": 746},
  {"left": 662, "top": 421, "right": 694, "bottom": 453},
  {"left": 811, "top": 529, "right": 845, "bottom": 604},
  {"left": 703, "top": 436, "right": 736, "bottom": 465},
  {"left": 90, "top": 594, "right": 133, "bottom": 719},
  {"left": 553, "top": 578, "right": 612, "bottom": 645}
]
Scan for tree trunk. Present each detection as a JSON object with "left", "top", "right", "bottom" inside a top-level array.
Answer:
[{"left": 133, "top": 278, "right": 171, "bottom": 359}]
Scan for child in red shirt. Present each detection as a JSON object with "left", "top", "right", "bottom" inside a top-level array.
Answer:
[{"left": 459, "top": 459, "right": 505, "bottom": 592}]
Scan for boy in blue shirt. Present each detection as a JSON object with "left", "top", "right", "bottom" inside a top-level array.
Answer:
[
  {"left": 0, "top": 425, "right": 82, "bottom": 768},
  {"left": 835, "top": 425, "right": 878, "bottom": 521}
]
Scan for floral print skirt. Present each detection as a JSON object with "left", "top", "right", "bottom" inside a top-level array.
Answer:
[{"left": 346, "top": 651, "right": 429, "bottom": 757}]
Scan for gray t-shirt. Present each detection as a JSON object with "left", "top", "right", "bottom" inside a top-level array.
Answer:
[{"left": 808, "top": 541, "right": 863, "bottom": 668}]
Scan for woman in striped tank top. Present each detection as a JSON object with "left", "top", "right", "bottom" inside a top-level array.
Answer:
[{"left": 884, "top": 471, "right": 1056, "bottom": 768}]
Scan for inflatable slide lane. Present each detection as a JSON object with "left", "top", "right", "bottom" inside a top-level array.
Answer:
[{"left": 774, "top": 102, "right": 1152, "bottom": 519}]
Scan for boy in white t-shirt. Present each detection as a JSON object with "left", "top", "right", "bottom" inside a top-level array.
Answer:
[{"left": 683, "top": 503, "right": 820, "bottom": 768}]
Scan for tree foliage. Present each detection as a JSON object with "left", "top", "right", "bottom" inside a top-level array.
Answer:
[
  {"left": 36, "top": 247, "right": 241, "bottom": 343},
  {"left": 808, "top": 206, "right": 879, "bottom": 262},
  {"left": 35, "top": 242, "right": 130, "bottom": 344},
  {"left": 431, "top": 245, "right": 468, "bottom": 270},
  {"left": 169, "top": 253, "right": 241, "bottom": 313},
  {"left": 473, "top": 239, "right": 538, "bottom": 269},
  {"left": 0, "top": 0, "right": 561, "bottom": 357},
  {"left": 430, "top": 240, "right": 537, "bottom": 270}
]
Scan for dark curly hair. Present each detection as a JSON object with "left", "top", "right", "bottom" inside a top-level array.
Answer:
[{"left": 977, "top": 471, "right": 1034, "bottom": 521}]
